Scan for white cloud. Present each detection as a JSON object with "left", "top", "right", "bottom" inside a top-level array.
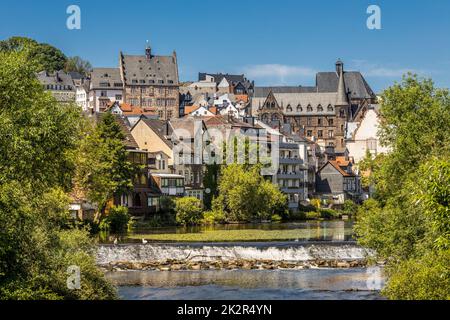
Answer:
[
  {"left": 350, "top": 60, "right": 427, "bottom": 78},
  {"left": 240, "top": 64, "right": 316, "bottom": 85}
]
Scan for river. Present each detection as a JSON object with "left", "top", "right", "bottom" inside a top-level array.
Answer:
[
  {"left": 107, "top": 268, "right": 385, "bottom": 300},
  {"left": 99, "top": 221, "right": 385, "bottom": 300}
]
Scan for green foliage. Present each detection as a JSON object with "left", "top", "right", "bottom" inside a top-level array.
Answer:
[
  {"left": 342, "top": 200, "right": 358, "bottom": 217},
  {"left": 0, "top": 50, "right": 115, "bottom": 300},
  {"left": 74, "top": 113, "right": 138, "bottom": 214},
  {"left": 0, "top": 36, "right": 67, "bottom": 72},
  {"left": 0, "top": 50, "right": 80, "bottom": 191},
  {"left": 383, "top": 250, "right": 450, "bottom": 300},
  {"left": 99, "top": 206, "right": 130, "bottom": 233},
  {"left": 355, "top": 74, "right": 450, "bottom": 299},
  {"left": 160, "top": 196, "right": 176, "bottom": 214},
  {"left": 203, "top": 164, "right": 221, "bottom": 210},
  {"left": 211, "top": 164, "right": 287, "bottom": 222},
  {"left": 319, "top": 209, "right": 340, "bottom": 220},
  {"left": 202, "top": 210, "right": 226, "bottom": 225},
  {"left": 271, "top": 214, "right": 283, "bottom": 223},
  {"left": 305, "top": 211, "right": 321, "bottom": 220},
  {"left": 175, "top": 197, "right": 204, "bottom": 226}
]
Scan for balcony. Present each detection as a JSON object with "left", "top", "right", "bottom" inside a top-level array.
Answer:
[
  {"left": 279, "top": 142, "right": 298, "bottom": 149},
  {"left": 279, "top": 157, "right": 304, "bottom": 165},
  {"left": 277, "top": 172, "right": 305, "bottom": 179},
  {"left": 281, "top": 187, "right": 307, "bottom": 194}
]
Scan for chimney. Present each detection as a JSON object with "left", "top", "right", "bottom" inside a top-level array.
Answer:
[
  {"left": 336, "top": 59, "right": 344, "bottom": 75},
  {"left": 145, "top": 42, "right": 152, "bottom": 60}
]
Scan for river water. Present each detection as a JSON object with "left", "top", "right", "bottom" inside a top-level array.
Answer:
[
  {"left": 107, "top": 268, "right": 385, "bottom": 300},
  {"left": 99, "top": 221, "right": 385, "bottom": 300}
]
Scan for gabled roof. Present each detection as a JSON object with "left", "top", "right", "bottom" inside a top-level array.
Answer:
[
  {"left": 90, "top": 68, "right": 123, "bottom": 89},
  {"left": 139, "top": 119, "right": 173, "bottom": 148},
  {"left": 319, "top": 160, "right": 355, "bottom": 177},
  {"left": 120, "top": 51, "right": 179, "bottom": 86},
  {"left": 316, "top": 71, "right": 376, "bottom": 100}
]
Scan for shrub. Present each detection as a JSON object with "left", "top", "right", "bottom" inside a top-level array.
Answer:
[
  {"left": 305, "top": 211, "right": 321, "bottom": 220},
  {"left": 99, "top": 206, "right": 130, "bottom": 233},
  {"left": 319, "top": 208, "right": 340, "bottom": 220},
  {"left": 342, "top": 200, "right": 358, "bottom": 217},
  {"left": 203, "top": 210, "right": 226, "bottom": 225},
  {"left": 271, "top": 214, "right": 283, "bottom": 223},
  {"left": 175, "top": 197, "right": 204, "bottom": 226},
  {"left": 287, "top": 211, "right": 307, "bottom": 221},
  {"left": 160, "top": 196, "right": 176, "bottom": 214}
]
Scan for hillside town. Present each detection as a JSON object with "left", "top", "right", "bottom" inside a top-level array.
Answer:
[{"left": 37, "top": 42, "right": 387, "bottom": 220}]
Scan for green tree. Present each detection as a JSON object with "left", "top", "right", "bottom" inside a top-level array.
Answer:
[
  {"left": 175, "top": 197, "right": 204, "bottom": 226},
  {"left": 355, "top": 74, "right": 450, "bottom": 300},
  {"left": 0, "top": 36, "right": 67, "bottom": 72},
  {"left": 99, "top": 206, "right": 130, "bottom": 233},
  {"left": 0, "top": 50, "right": 115, "bottom": 300},
  {"left": 74, "top": 113, "right": 138, "bottom": 216},
  {"left": 203, "top": 164, "right": 221, "bottom": 210},
  {"left": 212, "top": 164, "right": 287, "bottom": 222}
]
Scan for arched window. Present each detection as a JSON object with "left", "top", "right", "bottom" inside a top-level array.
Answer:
[
  {"left": 272, "top": 114, "right": 280, "bottom": 122},
  {"left": 271, "top": 102, "right": 276, "bottom": 109},
  {"left": 317, "top": 104, "right": 323, "bottom": 112},
  {"left": 307, "top": 105, "right": 313, "bottom": 112},
  {"left": 297, "top": 104, "right": 302, "bottom": 112},
  {"left": 328, "top": 104, "right": 334, "bottom": 112}
]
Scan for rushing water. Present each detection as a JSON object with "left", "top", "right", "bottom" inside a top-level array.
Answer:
[
  {"left": 99, "top": 221, "right": 384, "bottom": 300},
  {"left": 97, "top": 242, "right": 373, "bottom": 265},
  {"left": 107, "top": 269, "right": 385, "bottom": 300}
]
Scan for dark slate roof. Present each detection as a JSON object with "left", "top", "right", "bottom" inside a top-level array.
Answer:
[
  {"left": 36, "top": 71, "right": 75, "bottom": 90},
  {"left": 254, "top": 86, "right": 317, "bottom": 97},
  {"left": 141, "top": 119, "right": 173, "bottom": 148},
  {"left": 90, "top": 68, "right": 123, "bottom": 89},
  {"left": 316, "top": 72, "right": 376, "bottom": 100},
  {"left": 199, "top": 73, "right": 253, "bottom": 89},
  {"left": 121, "top": 52, "right": 179, "bottom": 86}
]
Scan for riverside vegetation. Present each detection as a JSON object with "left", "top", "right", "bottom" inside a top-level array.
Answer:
[{"left": 355, "top": 75, "right": 450, "bottom": 300}]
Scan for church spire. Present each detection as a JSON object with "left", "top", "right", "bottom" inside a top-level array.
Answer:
[{"left": 336, "top": 60, "right": 348, "bottom": 106}]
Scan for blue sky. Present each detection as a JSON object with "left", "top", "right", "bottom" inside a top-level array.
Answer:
[{"left": 1, "top": 0, "right": 449, "bottom": 93}]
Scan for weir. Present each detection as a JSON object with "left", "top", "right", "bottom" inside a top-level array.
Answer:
[{"left": 97, "top": 242, "right": 374, "bottom": 266}]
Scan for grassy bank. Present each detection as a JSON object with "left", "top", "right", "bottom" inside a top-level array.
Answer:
[{"left": 128, "top": 227, "right": 354, "bottom": 242}]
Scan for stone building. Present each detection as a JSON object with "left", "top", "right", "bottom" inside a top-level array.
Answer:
[
  {"left": 89, "top": 68, "right": 124, "bottom": 113},
  {"left": 37, "top": 71, "right": 76, "bottom": 103},
  {"left": 119, "top": 44, "right": 180, "bottom": 120},
  {"left": 251, "top": 60, "right": 377, "bottom": 154}
]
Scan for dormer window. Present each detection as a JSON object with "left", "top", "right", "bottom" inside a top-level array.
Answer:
[
  {"left": 286, "top": 105, "right": 292, "bottom": 112},
  {"left": 328, "top": 104, "right": 334, "bottom": 112},
  {"left": 297, "top": 104, "right": 302, "bottom": 112},
  {"left": 318, "top": 105, "right": 323, "bottom": 112},
  {"left": 307, "top": 105, "right": 313, "bottom": 112}
]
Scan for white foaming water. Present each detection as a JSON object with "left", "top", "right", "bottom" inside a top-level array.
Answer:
[{"left": 96, "top": 243, "right": 373, "bottom": 265}]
